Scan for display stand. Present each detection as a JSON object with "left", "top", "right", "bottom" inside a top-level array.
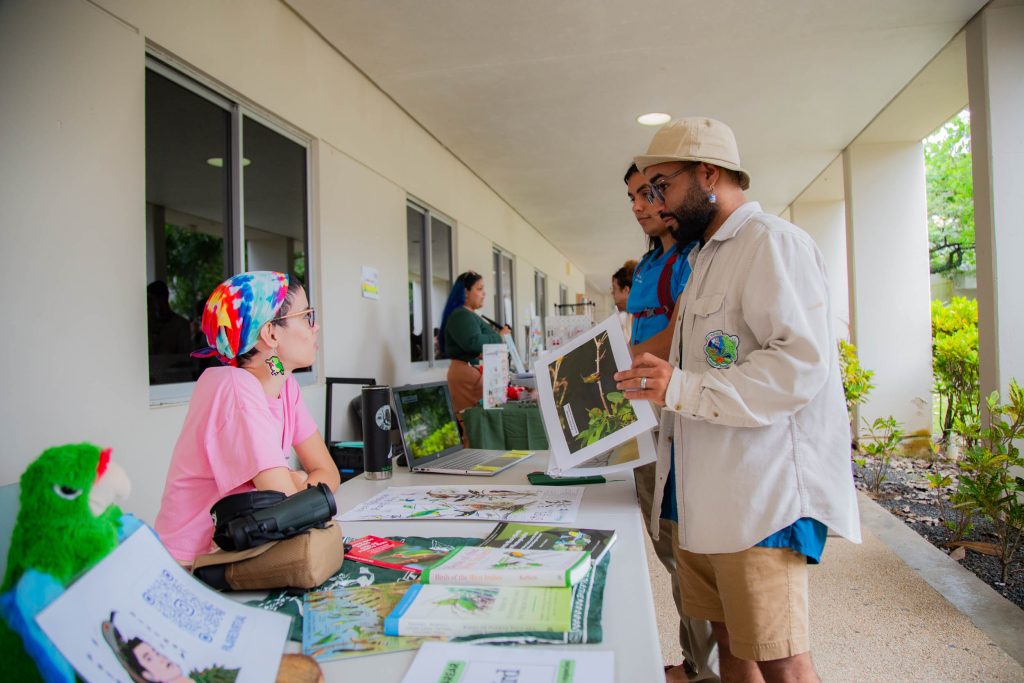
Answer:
[{"left": 324, "top": 376, "right": 376, "bottom": 482}]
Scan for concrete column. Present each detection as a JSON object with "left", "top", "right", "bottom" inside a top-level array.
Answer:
[
  {"left": 790, "top": 200, "right": 850, "bottom": 340},
  {"left": 843, "top": 143, "right": 933, "bottom": 450},
  {"left": 966, "top": 1, "right": 1024, "bottom": 401}
]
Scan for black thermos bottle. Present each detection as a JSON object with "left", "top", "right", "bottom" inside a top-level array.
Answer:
[{"left": 361, "top": 385, "right": 393, "bottom": 479}]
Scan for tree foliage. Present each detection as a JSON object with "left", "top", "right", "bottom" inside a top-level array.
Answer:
[
  {"left": 164, "top": 223, "right": 225, "bottom": 320},
  {"left": 924, "top": 110, "right": 974, "bottom": 276}
]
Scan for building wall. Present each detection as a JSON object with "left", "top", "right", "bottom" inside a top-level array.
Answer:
[
  {"left": 0, "top": 0, "right": 584, "bottom": 521},
  {"left": 790, "top": 200, "right": 851, "bottom": 340},
  {"left": 844, "top": 142, "right": 934, "bottom": 442}
]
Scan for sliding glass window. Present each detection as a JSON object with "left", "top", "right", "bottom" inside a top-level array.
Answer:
[
  {"left": 534, "top": 270, "right": 547, "bottom": 338},
  {"left": 406, "top": 201, "right": 453, "bottom": 364},
  {"left": 145, "top": 58, "right": 311, "bottom": 401},
  {"left": 492, "top": 247, "right": 515, "bottom": 332}
]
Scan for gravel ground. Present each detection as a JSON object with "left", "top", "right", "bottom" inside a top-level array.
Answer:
[{"left": 852, "top": 456, "right": 1024, "bottom": 610}]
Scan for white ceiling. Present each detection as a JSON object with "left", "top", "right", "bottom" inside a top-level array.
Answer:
[{"left": 286, "top": 0, "right": 984, "bottom": 286}]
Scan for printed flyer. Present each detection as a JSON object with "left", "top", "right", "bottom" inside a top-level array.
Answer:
[
  {"left": 37, "top": 527, "right": 290, "bottom": 683},
  {"left": 535, "top": 315, "right": 656, "bottom": 474},
  {"left": 337, "top": 486, "right": 583, "bottom": 524}
]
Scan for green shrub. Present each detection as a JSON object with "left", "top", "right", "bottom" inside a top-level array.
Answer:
[
  {"left": 854, "top": 416, "right": 905, "bottom": 494},
  {"left": 952, "top": 381, "right": 1024, "bottom": 583},
  {"left": 839, "top": 340, "right": 874, "bottom": 451},
  {"left": 931, "top": 297, "right": 979, "bottom": 445}
]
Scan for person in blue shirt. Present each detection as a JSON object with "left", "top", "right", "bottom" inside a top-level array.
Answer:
[
  {"left": 625, "top": 164, "right": 698, "bottom": 361},
  {"left": 623, "top": 163, "right": 718, "bottom": 683}
]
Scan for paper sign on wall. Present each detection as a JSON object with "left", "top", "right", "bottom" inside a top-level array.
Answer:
[{"left": 361, "top": 266, "right": 380, "bottom": 300}]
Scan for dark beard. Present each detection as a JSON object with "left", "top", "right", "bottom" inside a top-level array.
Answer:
[{"left": 660, "top": 182, "right": 717, "bottom": 245}]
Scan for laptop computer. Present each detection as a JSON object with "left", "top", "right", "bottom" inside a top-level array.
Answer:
[{"left": 391, "top": 381, "right": 534, "bottom": 475}]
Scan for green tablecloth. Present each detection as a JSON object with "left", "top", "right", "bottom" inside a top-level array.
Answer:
[
  {"left": 248, "top": 534, "right": 608, "bottom": 645},
  {"left": 462, "top": 402, "right": 549, "bottom": 450}
]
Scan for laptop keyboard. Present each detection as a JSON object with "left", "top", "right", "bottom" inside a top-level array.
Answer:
[{"left": 439, "top": 449, "right": 509, "bottom": 470}]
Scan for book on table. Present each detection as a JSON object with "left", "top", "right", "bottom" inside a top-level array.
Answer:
[
  {"left": 419, "top": 545, "right": 591, "bottom": 587},
  {"left": 478, "top": 521, "right": 617, "bottom": 565},
  {"left": 383, "top": 584, "right": 573, "bottom": 638},
  {"left": 343, "top": 535, "right": 450, "bottom": 572}
]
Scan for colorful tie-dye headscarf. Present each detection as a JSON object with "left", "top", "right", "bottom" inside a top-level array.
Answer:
[{"left": 191, "top": 271, "right": 289, "bottom": 366}]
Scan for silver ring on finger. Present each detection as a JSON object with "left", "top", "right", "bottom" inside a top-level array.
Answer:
[{"left": 640, "top": 376, "right": 648, "bottom": 390}]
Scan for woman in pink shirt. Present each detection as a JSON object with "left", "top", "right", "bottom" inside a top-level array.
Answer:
[{"left": 155, "top": 271, "right": 340, "bottom": 564}]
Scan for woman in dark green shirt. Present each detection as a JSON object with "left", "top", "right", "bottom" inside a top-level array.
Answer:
[{"left": 438, "top": 271, "right": 510, "bottom": 413}]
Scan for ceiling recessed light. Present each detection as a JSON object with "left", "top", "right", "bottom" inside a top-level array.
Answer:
[
  {"left": 206, "top": 157, "right": 251, "bottom": 167},
  {"left": 636, "top": 112, "right": 671, "bottom": 126}
]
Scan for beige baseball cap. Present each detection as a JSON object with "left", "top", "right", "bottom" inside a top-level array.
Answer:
[{"left": 634, "top": 117, "right": 751, "bottom": 190}]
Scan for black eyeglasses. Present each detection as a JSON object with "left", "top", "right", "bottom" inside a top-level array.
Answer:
[{"left": 272, "top": 307, "right": 316, "bottom": 328}]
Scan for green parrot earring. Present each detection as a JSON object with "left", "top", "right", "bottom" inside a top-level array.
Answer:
[{"left": 265, "top": 349, "right": 284, "bottom": 376}]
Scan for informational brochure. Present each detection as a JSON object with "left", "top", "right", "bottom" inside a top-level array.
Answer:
[
  {"left": 337, "top": 485, "right": 584, "bottom": 524},
  {"left": 398, "top": 641, "right": 614, "bottom": 683},
  {"left": 552, "top": 432, "right": 657, "bottom": 477},
  {"left": 344, "top": 535, "right": 451, "bottom": 573},
  {"left": 303, "top": 583, "right": 437, "bottom": 661},
  {"left": 37, "top": 527, "right": 290, "bottom": 683},
  {"left": 535, "top": 314, "right": 657, "bottom": 475},
  {"left": 478, "top": 522, "right": 617, "bottom": 566},
  {"left": 481, "top": 343, "right": 509, "bottom": 409}
]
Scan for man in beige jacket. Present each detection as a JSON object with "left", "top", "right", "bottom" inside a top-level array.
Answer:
[{"left": 616, "top": 118, "right": 860, "bottom": 683}]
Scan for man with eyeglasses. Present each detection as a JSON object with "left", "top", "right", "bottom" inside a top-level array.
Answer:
[
  {"left": 623, "top": 164, "right": 719, "bottom": 683},
  {"left": 616, "top": 118, "right": 860, "bottom": 683}
]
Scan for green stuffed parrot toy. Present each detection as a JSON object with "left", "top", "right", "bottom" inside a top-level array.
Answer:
[{"left": 0, "top": 442, "right": 136, "bottom": 683}]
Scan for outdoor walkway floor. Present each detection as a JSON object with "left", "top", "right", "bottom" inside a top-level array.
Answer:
[{"left": 645, "top": 494, "right": 1024, "bottom": 682}]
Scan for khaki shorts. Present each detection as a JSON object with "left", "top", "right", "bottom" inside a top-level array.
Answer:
[{"left": 673, "top": 544, "right": 810, "bottom": 662}]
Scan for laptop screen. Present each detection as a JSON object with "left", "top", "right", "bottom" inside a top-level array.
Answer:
[{"left": 392, "top": 382, "right": 462, "bottom": 464}]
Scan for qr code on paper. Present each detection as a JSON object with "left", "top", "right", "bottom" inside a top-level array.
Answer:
[{"left": 142, "top": 569, "right": 225, "bottom": 643}]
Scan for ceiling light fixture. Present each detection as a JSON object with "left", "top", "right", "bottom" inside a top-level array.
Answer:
[
  {"left": 206, "top": 157, "right": 251, "bottom": 167},
  {"left": 636, "top": 112, "right": 671, "bottom": 126}
]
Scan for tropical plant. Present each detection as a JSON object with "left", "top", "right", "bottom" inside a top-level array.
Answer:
[
  {"left": 925, "top": 110, "right": 974, "bottom": 276},
  {"left": 838, "top": 340, "right": 874, "bottom": 451},
  {"left": 925, "top": 470, "right": 974, "bottom": 543},
  {"left": 575, "top": 392, "right": 636, "bottom": 447},
  {"left": 952, "top": 381, "right": 1024, "bottom": 583},
  {"left": 854, "top": 416, "right": 904, "bottom": 495},
  {"left": 931, "top": 297, "right": 979, "bottom": 446}
]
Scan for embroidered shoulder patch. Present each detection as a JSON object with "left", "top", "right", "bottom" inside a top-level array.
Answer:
[{"left": 704, "top": 330, "right": 740, "bottom": 368}]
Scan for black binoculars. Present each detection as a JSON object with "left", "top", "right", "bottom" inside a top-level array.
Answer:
[{"left": 210, "top": 482, "right": 337, "bottom": 552}]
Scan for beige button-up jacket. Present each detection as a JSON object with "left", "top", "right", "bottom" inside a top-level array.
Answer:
[{"left": 649, "top": 202, "right": 861, "bottom": 553}]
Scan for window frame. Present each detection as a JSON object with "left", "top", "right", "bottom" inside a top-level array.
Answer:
[
  {"left": 534, "top": 270, "right": 547, "bottom": 338},
  {"left": 146, "top": 54, "right": 315, "bottom": 405},
  {"left": 492, "top": 245, "right": 516, "bottom": 334},
  {"left": 406, "top": 198, "right": 455, "bottom": 368}
]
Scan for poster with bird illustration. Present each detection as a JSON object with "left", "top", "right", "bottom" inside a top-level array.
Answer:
[{"left": 536, "top": 315, "right": 656, "bottom": 474}]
